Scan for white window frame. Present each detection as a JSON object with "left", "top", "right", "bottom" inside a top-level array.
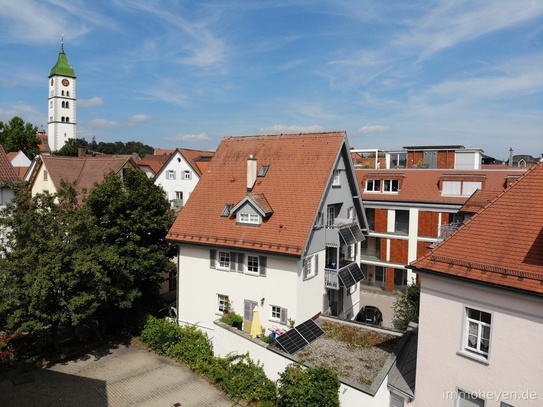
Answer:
[
  {"left": 218, "top": 251, "right": 230, "bottom": 269},
  {"left": 270, "top": 305, "right": 288, "bottom": 325},
  {"left": 332, "top": 169, "right": 341, "bottom": 186},
  {"left": 166, "top": 170, "right": 176, "bottom": 180},
  {"left": 463, "top": 307, "right": 492, "bottom": 359},
  {"left": 238, "top": 212, "right": 260, "bottom": 225},
  {"left": 456, "top": 389, "right": 486, "bottom": 407},
  {"left": 304, "top": 254, "right": 318, "bottom": 280},
  {"left": 217, "top": 294, "right": 229, "bottom": 314},
  {"left": 247, "top": 255, "right": 259, "bottom": 274},
  {"left": 383, "top": 179, "right": 399, "bottom": 192},
  {"left": 365, "top": 179, "right": 381, "bottom": 192},
  {"left": 183, "top": 170, "right": 192, "bottom": 180}
]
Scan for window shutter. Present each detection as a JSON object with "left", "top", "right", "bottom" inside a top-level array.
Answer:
[
  {"left": 314, "top": 254, "right": 319, "bottom": 276},
  {"left": 230, "top": 252, "right": 237, "bottom": 272},
  {"left": 237, "top": 253, "right": 245, "bottom": 273},
  {"left": 280, "top": 308, "right": 288, "bottom": 325},
  {"left": 210, "top": 249, "right": 216, "bottom": 269},
  {"left": 244, "top": 300, "right": 257, "bottom": 321},
  {"left": 259, "top": 256, "right": 267, "bottom": 277},
  {"left": 302, "top": 259, "right": 307, "bottom": 279}
]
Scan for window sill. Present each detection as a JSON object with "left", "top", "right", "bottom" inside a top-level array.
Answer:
[{"left": 456, "top": 350, "right": 489, "bottom": 365}]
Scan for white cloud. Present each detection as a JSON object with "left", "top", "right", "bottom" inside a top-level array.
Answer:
[
  {"left": 257, "top": 124, "right": 324, "bottom": 134},
  {"left": 358, "top": 125, "right": 392, "bottom": 134},
  {"left": 88, "top": 118, "right": 117, "bottom": 128},
  {"left": 78, "top": 97, "right": 103, "bottom": 108},
  {"left": 167, "top": 133, "right": 210, "bottom": 142},
  {"left": 130, "top": 114, "right": 149, "bottom": 122}
]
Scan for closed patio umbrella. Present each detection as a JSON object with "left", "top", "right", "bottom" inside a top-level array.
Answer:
[{"left": 250, "top": 306, "right": 262, "bottom": 338}]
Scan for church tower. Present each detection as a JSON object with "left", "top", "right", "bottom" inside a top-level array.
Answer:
[{"left": 48, "top": 37, "right": 76, "bottom": 152}]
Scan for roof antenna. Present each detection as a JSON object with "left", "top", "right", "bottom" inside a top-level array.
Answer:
[{"left": 61, "top": 34, "right": 64, "bottom": 52}]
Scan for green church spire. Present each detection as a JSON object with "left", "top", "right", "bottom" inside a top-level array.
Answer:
[{"left": 49, "top": 36, "right": 76, "bottom": 78}]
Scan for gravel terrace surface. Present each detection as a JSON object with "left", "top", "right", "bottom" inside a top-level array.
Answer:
[{"left": 297, "top": 317, "right": 401, "bottom": 386}]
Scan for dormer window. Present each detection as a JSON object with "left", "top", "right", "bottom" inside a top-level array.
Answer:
[
  {"left": 258, "top": 165, "right": 270, "bottom": 177},
  {"left": 364, "top": 174, "right": 404, "bottom": 193},
  {"left": 238, "top": 212, "right": 260, "bottom": 225}
]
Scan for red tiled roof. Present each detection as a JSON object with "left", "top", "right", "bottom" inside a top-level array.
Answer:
[
  {"left": 167, "top": 132, "right": 347, "bottom": 256},
  {"left": 38, "top": 155, "right": 135, "bottom": 195},
  {"left": 410, "top": 162, "right": 543, "bottom": 295},
  {"left": 177, "top": 148, "right": 214, "bottom": 177},
  {"left": 356, "top": 168, "right": 526, "bottom": 204},
  {"left": 137, "top": 154, "right": 170, "bottom": 174},
  {"left": 0, "top": 145, "right": 21, "bottom": 182},
  {"left": 459, "top": 189, "right": 502, "bottom": 214},
  {"left": 154, "top": 149, "right": 175, "bottom": 156}
]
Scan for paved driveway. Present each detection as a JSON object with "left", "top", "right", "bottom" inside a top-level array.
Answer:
[
  {"left": 360, "top": 288, "right": 400, "bottom": 328},
  {"left": 0, "top": 343, "right": 234, "bottom": 407}
]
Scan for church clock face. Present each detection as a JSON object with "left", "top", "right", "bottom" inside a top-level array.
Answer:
[{"left": 62, "top": 79, "right": 70, "bottom": 87}]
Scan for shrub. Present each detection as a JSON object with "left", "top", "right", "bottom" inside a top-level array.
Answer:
[
  {"left": 393, "top": 280, "right": 420, "bottom": 330},
  {"left": 140, "top": 315, "right": 181, "bottom": 355},
  {"left": 277, "top": 363, "right": 340, "bottom": 407},
  {"left": 219, "top": 312, "right": 243, "bottom": 326}
]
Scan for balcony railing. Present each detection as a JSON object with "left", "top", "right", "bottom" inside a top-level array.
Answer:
[
  {"left": 171, "top": 199, "right": 184, "bottom": 208},
  {"left": 324, "top": 268, "right": 340, "bottom": 290},
  {"left": 324, "top": 260, "right": 364, "bottom": 290}
]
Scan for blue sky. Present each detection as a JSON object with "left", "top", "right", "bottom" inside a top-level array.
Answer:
[{"left": 0, "top": 1, "right": 542, "bottom": 160}]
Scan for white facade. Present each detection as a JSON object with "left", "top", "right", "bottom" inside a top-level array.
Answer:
[
  {"left": 8, "top": 151, "right": 31, "bottom": 168},
  {"left": 48, "top": 75, "right": 76, "bottom": 152},
  {"left": 414, "top": 275, "right": 543, "bottom": 407},
  {"left": 176, "top": 245, "right": 350, "bottom": 335},
  {"left": 155, "top": 150, "right": 200, "bottom": 207}
]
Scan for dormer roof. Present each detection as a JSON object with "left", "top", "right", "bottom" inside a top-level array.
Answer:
[
  {"left": 167, "top": 131, "right": 349, "bottom": 256},
  {"left": 409, "top": 162, "right": 543, "bottom": 296},
  {"left": 231, "top": 193, "right": 273, "bottom": 217}
]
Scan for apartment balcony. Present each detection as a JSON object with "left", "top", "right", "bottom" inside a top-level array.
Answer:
[
  {"left": 325, "top": 219, "right": 364, "bottom": 247},
  {"left": 171, "top": 199, "right": 184, "bottom": 208},
  {"left": 324, "top": 260, "right": 365, "bottom": 290},
  {"left": 438, "top": 222, "right": 461, "bottom": 240}
]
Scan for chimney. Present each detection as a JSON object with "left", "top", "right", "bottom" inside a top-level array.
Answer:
[{"left": 247, "top": 155, "right": 257, "bottom": 191}]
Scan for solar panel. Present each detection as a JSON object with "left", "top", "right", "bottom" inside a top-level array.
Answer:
[
  {"left": 348, "top": 262, "right": 365, "bottom": 283},
  {"left": 275, "top": 319, "right": 325, "bottom": 355},
  {"left": 338, "top": 262, "right": 365, "bottom": 289},
  {"left": 339, "top": 225, "right": 364, "bottom": 245},
  {"left": 338, "top": 266, "right": 356, "bottom": 288},
  {"left": 296, "top": 319, "right": 325, "bottom": 343}
]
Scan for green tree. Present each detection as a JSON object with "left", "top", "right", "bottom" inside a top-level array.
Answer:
[
  {"left": 54, "top": 138, "right": 89, "bottom": 156},
  {"left": 83, "top": 168, "right": 176, "bottom": 330},
  {"left": 277, "top": 363, "right": 340, "bottom": 407},
  {"left": 0, "top": 182, "right": 99, "bottom": 350},
  {"left": 0, "top": 116, "right": 41, "bottom": 159},
  {"left": 393, "top": 280, "right": 420, "bottom": 330}
]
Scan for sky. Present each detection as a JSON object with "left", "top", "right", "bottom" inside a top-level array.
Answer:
[{"left": 0, "top": 0, "right": 542, "bottom": 160}]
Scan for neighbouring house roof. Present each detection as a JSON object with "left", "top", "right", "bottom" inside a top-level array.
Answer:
[
  {"left": 38, "top": 134, "right": 50, "bottom": 153},
  {"left": 459, "top": 189, "right": 502, "bottom": 214},
  {"left": 356, "top": 168, "right": 526, "bottom": 205},
  {"left": 388, "top": 323, "right": 418, "bottom": 400},
  {"left": 31, "top": 155, "right": 136, "bottom": 196},
  {"left": 177, "top": 148, "right": 214, "bottom": 177},
  {"left": 409, "top": 162, "right": 543, "bottom": 296},
  {"left": 0, "top": 145, "right": 21, "bottom": 182},
  {"left": 154, "top": 148, "right": 175, "bottom": 156},
  {"left": 136, "top": 154, "right": 170, "bottom": 175},
  {"left": 167, "top": 132, "right": 348, "bottom": 256}
]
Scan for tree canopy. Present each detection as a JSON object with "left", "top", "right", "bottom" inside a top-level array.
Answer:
[
  {"left": 54, "top": 137, "right": 155, "bottom": 157},
  {"left": 0, "top": 169, "right": 176, "bottom": 347},
  {"left": 393, "top": 280, "right": 420, "bottom": 330},
  {"left": 0, "top": 116, "right": 41, "bottom": 159}
]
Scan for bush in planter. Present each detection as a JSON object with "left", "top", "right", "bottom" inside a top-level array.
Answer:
[{"left": 220, "top": 312, "right": 243, "bottom": 328}]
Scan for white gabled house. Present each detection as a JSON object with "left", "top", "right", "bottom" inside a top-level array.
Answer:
[
  {"left": 166, "top": 132, "right": 369, "bottom": 335},
  {"left": 154, "top": 148, "right": 213, "bottom": 208}
]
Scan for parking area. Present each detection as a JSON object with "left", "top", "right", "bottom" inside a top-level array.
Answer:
[
  {"left": 0, "top": 342, "right": 233, "bottom": 407},
  {"left": 359, "top": 287, "right": 399, "bottom": 328}
]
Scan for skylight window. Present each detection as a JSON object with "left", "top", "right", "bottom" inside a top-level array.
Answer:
[
  {"left": 258, "top": 165, "right": 270, "bottom": 177},
  {"left": 221, "top": 204, "right": 233, "bottom": 217}
]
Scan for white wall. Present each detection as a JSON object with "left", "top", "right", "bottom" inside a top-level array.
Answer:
[
  {"left": 177, "top": 244, "right": 302, "bottom": 335},
  {"left": 213, "top": 322, "right": 394, "bottom": 407},
  {"left": 155, "top": 150, "right": 199, "bottom": 205},
  {"left": 31, "top": 164, "right": 57, "bottom": 196},
  {"left": 414, "top": 275, "right": 543, "bottom": 407}
]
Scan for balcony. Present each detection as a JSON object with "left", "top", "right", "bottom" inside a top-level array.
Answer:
[
  {"left": 324, "top": 260, "right": 365, "bottom": 290},
  {"left": 325, "top": 219, "right": 364, "bottom": 247},
  {"left": 171, "top": 199, "right": 184, "bottom": 208},
  {"left": 360, "top": 248, "right": 381, "bottom": 261}
]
